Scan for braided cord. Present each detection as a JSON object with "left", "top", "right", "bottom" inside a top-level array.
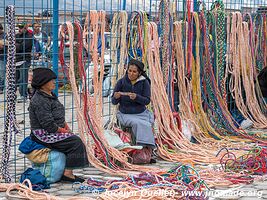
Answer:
[
  {"left": 254, "top": 14, "right": 264, "bottom": 71},
  {"left": 158, "top": 0, "right": 171, "bottom": 86},
  {"left": 1, "top": 5, "right": 17, "bottom": 183},
  {"left": 210, "top": 0, "right": 226, "bottom": 98}
]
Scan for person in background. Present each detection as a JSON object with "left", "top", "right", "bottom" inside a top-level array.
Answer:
[
  {"left": 111, "top": 59, "right": 156, "bottom": 163},
  {"left": 33, "top": 23, "right": 48, "bottom": 59},
  {"left": 258, "top": 67, "right": 267, "bottom": 103},
  {"left": 15, "top": 23, "right": 33, "bottom": 102},
  {"left": 0, "top": 23, "right": 6, "bottom": 94},
  {"left": 29, "top": 68, "right": 89, "bottom": 183}
]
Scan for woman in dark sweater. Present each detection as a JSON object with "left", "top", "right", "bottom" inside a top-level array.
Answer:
[
  {"left": 29, "top": 68, "right": 89, "bottom": 183},
  {"left": 112, "top": 59, "right": 155, "bottom": 149},
  {"left": 258, "top": 67, "right": 267, "bottom": 102}
]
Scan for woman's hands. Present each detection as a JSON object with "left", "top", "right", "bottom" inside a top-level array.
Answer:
[
  {"left": 128, "top": 93, "right": 137, "bottom": 100},
  {"left": 57, "top": 122, "right": 71, "bottom": 133},
  {"left": 57, "top": 127, "right": 69, "bottom": 133},
  {"left": 114, "top": 92, "right": 137, "bottom": 100},
  {"left": 114, "top": 92, "right": 121, "bottom": 99},
  {"left": 64, "top": 122, "right": 71, "bottom": 132}
]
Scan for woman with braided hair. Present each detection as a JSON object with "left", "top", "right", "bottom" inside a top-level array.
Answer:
[
  {"left": 29, "top": 68, "right": 89, "bottom": 183},
  {"left": 112, "top": 59, "right": 156, "bottom": 163}
]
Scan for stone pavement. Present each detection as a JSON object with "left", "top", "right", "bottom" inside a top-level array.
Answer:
[{"left": 0, "top": 92, "right": 267, "bottom": 199}]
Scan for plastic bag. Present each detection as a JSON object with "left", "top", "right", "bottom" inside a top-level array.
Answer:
[
  {"left": 32, "top": 150, "right": 66, "bottom": 184},
  {"left": 20, "top": 168, "right": 50, "bottom": 191}
]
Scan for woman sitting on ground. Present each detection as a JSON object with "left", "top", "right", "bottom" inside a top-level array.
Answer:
[
  {"left": 29, "top": 68, "right": 89, "bottom": 183},
  {"left": 111, "top": 59, "right": 155, "bottom": 162}
]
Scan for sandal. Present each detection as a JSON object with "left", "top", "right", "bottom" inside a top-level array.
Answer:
[{"left": 61, "top": 175, "right": 85, "bottom": 183}]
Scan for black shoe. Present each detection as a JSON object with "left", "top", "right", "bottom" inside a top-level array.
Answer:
[{"left": 61, "top": 175, "right": 85, "bottom": 183}]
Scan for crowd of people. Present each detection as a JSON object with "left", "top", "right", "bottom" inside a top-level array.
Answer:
[{"left": 0, "top": 22, "right": 49, "bottom": 100}]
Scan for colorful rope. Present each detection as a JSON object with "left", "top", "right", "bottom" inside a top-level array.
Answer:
[{"left": 0, "top": 5, "right": 18, "bottom": 183}]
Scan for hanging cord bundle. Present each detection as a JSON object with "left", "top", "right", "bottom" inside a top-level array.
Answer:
[
  {"left": 263, "top": 14, "right": 267, "bottom": 67},
  {"left": 209, "top": 0, "right": 227, "bottom": 99},
  {"left": 174, "top": 18, "right": 221, "bottom": 142},
  {"left": 189, "top": 12, "right": 223, "bottom": 140},
  {"left": 0, "top": 5, "right": 18, "bottom": 183},
  {"left": 198, "top": 11, "right": 267, "bottom": 143},
  {"left": 243, "top": 13, "right": 267, "bottom": 114},
  {"left": 147, "top": 22, "right": 257, "bottom": 188},
  {"left": 82, "top": 10, "right": 105, "bottom": 119},
  {"left": 108, "top": 11, "right": 128, "bottom": 129},
  {"left": 185, "top": 0, "right": 193, "bottom": 78},
  {"left": 62, "top": 19, "right": 157, "bottom": 175},
  {"left": 198, "top": 11, "right": 240, "bottom": 136},
  {"left": 58, "top": 24, "right": 70, "bottom": 79},
  {"left": 227, "top": 12, "right": 267, "bottom": 128},
  {"left": 254, "top": 14, "right": 265, "bottom": 71},
  {"left": 158, "top": 0, "right": 172, "bottom": 87},
  {"left": 110, "top": 11, "right": 128, "bottom": 89},
  {"left": 147, "top": 21, "right": 226, "bottom": 165},
  {"left": 127, "top": 10, "right": 148, "bottom": 65},
  {"left": 173, "top": 18, "right": 265, "bottom": 145},
  {"left": 173, "top": 20, "right": 209, "bottom": 143}
]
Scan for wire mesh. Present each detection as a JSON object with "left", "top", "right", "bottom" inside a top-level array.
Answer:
[{"left": 0, "top": 0, "right": 266, "bottom": 181}]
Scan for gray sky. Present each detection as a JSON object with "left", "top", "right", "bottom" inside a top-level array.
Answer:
[{"left": 1, "top": 0, "right": 267, "bottom": 16}]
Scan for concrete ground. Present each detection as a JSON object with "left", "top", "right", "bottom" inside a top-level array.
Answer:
[{"left": 0, "top": 92, "right": 267, "bottom": 199}]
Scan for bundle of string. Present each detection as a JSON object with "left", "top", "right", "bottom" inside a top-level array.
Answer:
[
  {"left": 210, "top": 0, "right": 227, "bottom": 99},
  {"left": 243, "top": 13, "right": 267, "bottom": 113},
  {"left": 173, "top": 20, "right": 217, "bottom": 144},
  {"left": 263, "top": 14, "right": 267, "bottom": 67},
  {"left": 110, "top": 11, "right": 128, "bottom": 89},
  {"left": 61, "top": 19, "right": 158, "bottom": 175},
  {"left": 127, "top": 10, "right": 148, "bottom": 66},
  {"left": 198, "top": 11, "right": 241, "bottom": 136},
  {"left": 108, "top": 11, "right": 128, "bottom": 129},
  {"left": 74, "top": 164, "right": 208, "bottom": 200},
  {"left": 158, "top": 0, "right": 172, "bottom": 87},
  {"left": 0, "top": 5, "right": 18, "bottom": 183},
  {"left": 58, "top": 24, "right": 70, "bottom": 79},
  {"left": 219, "top": 147, "right": 267, "bottom": 175},
  {"left": 254, "top": 14, "right": 265, "bottom": 71},
  {"left": 173, "top": 15, "right": 263, "bottom": 147},
  {"left": 150, "top": 17, "right": 251, "bottom": 169},
  {"left": 0, "top": 179, "right": 96, "bottom": 199},
  {"left": 189, "top": 11, "right": 225, "bottom": 140},
  {"left": 198, "top": 11, "right": 267, "bottom": 143},
  {"left": 185, "top": 0, "right": 193, "bottom": 78},
  {"left": 174, "top": 18, "right": 222, "bottom": 143},
  {"left": 227, "top": 12, "right": 267, "bottom": 129},
  {"left": 146, "top": 21, "right": 229, "bottom": 167}
]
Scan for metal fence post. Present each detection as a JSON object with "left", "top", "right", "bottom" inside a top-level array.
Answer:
[
  {"left": 122, "top": 0, "right": 126, "bottom": 10},
  {"left": 52, "top": 0, "right": 59, "bottom": 95}
]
